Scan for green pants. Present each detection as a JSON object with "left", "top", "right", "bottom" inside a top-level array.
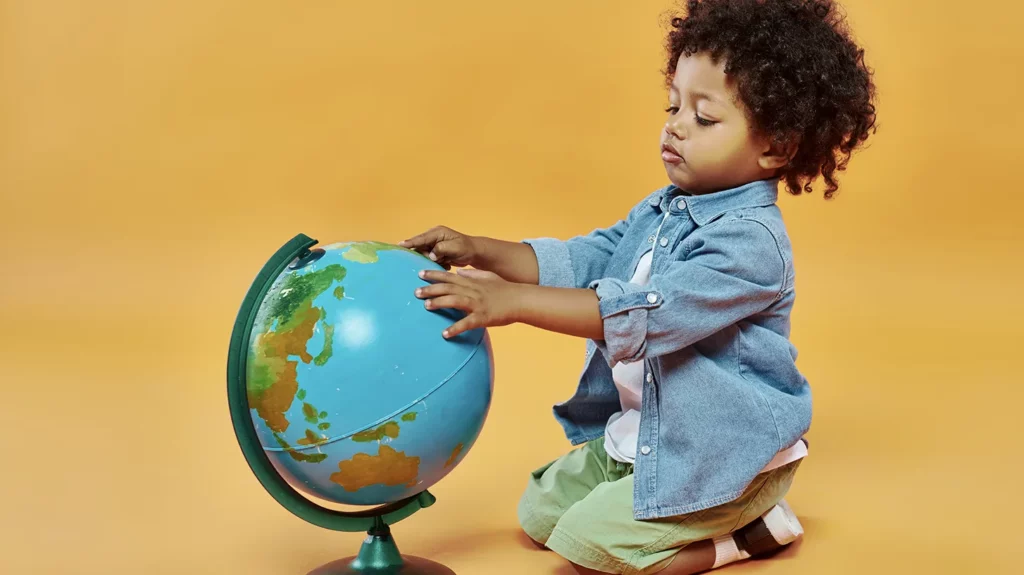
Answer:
[{"left": 517, "top": 439, "right": 801, "bottom": 574}]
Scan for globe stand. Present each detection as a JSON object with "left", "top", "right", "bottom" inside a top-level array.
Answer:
[
  {"left": 228, "top": 234, "right": 460, "bottom": 575},
  {"left": 307, "top": 516, "right": 455, "bottom": 575}
]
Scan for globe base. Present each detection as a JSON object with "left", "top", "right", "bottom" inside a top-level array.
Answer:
[
  {"left": 307, "top": 555, "right": 456, "bottom": 575},
  {"left": 306, "top": 516, "right": 456, "bottom": 575}
]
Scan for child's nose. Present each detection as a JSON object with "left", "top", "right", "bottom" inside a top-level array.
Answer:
[{"left": 664, "top": 118, "right": 686, "bottom": 140}]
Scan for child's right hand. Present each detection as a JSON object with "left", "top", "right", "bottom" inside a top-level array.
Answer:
[{"left": 399, "top": 226, "right": 479, "bottom": 270}]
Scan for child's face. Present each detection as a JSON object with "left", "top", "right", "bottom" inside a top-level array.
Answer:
[{"left": 660, "top": 52, "right": 778, "bottom": 194}]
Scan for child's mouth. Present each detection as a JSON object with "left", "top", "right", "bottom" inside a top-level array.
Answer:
[{"left": 661, "top": 144, "right": 684, "bottom": 164}]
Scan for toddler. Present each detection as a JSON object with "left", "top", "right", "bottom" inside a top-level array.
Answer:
[{"left": 401, "top": 0, "right": 876, "bottom": 572}]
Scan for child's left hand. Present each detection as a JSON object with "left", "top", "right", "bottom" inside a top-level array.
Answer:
[{"left": 415, "top": 268, "right": 524, "bottom": 338}]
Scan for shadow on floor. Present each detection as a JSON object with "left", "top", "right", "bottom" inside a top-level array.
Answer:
[{"left": 409, "top": 517, "right": 819, "bottom": 574}]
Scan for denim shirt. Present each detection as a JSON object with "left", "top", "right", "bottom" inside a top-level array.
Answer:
[{"left": 522, "top": 178, "right": 812, "bottom": 520}]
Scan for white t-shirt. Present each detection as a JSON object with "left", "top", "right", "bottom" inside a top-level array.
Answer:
[{"left": 603, "top": 249, "right": 808, "bottom": 472}]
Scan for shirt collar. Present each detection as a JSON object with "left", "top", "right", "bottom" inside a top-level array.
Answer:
[{"left": 647, "top": 178, "right": 780, "bottom": 225}]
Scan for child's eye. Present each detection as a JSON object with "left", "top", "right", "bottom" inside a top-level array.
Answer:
[
  {"left": 665, "top": 106, "right": 679, "bottom": 115},
  {"left": 695, "top": 114, "right": 717, "bottom": 127}
]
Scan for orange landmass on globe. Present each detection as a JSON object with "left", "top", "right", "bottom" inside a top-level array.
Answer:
[
  {"left": 330, "top": 444, "right": 420, "bottom": 492},
  {"left": 297, "top": 428, "right": 329, "bottom": 447},
  {"left": 444, "top": 443, "right": 464, "bottom": 468},
  {"left": 247, "top": 303, "right": 320, "bottom": 432},
  {"left": 352, "top": 421, "right": 400, "bottom": 442},
  {"left": 274, "top": 433, "right": 327, "bottom": 464}
]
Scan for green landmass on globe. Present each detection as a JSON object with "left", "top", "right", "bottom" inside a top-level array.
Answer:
[{"left": 245, "top": 241, "right": 433, "bottom": 492}]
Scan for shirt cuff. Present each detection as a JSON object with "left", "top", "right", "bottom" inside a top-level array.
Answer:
[
  {"left": 521, "top": 238, "right": 575, "bottom": 288},
  {"left": 588, "top": 277, "right": 663, "bottom": 365}
]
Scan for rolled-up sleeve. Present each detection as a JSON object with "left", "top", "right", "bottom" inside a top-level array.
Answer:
[
  {"left": 520, "top": 237, "right": 576, "bottom": 288},
  {"left": 590, "top": 219, "right": 787, "bottom": 366},
  {"left": 522, "top": 213, "right": 633, "bottom": 289}
]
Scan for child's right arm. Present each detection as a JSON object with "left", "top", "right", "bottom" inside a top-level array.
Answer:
[
  {"left": 399, "top": 226, "right": 540, "bottom": 284},
  {"left": 402, "top": 208, "right": 635, "bottom": 289}
]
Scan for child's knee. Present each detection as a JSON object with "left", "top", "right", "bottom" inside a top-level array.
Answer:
[
  {"left": 545, "top": 513, "right": 631, "bottom": 574},
  {"left": 541, "top": 488, "right": 640, "bottom": 573},
  {"left": 517, "top": 484, "right": 558, "bottom": 545}
]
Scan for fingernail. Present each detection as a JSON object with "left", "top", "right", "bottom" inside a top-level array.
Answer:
[
  {"left": 415, "top": 288, "right": 422, "bottom": 296},
  {"left": 418, "top": 271, "right": 425, "bottom": 278},
  {"left": 429, "top": 252, "right": 437, "bottom": 260},
  {"left": 425, "top": 301, "right": 432, "bottom": 309},
  {"left": 443, "top": 330, "right": 450, "bottom": 338}
]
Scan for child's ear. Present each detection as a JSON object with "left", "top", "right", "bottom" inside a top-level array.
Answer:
[{"left": 757, "top": 134, "right": 799, "bottom": 171}]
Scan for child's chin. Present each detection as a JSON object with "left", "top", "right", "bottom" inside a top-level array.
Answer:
[{"left": 664, "top": 165, "right": 695, "bottom": 190}]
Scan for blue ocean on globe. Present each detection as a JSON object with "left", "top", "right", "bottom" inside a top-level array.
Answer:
[{"left": 244, "top": 241, "right": 494, "bottom": 506}]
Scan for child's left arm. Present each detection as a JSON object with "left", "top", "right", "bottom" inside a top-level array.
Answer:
[
  {"left": 417, "top": 219, "right": 788, "bottom": 357},
  {"left": 415, "top": 268, "right": 604, "bottom": 341}
]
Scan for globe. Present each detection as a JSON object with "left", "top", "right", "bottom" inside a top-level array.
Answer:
[{"left": 227, "top": 234, "right": 495, "bottom": 574}]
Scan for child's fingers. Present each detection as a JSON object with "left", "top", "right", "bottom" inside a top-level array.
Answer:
[
  {"left": 418, "top": 269, "right": 471, "bottom": 286},
  {"left": 430, "top": 239, "right": 471, "bottom": 267},
  {"left": 429, "top": 239, "right": 457, "bottom": 259},
  {"left": 425, "top": 294, "right": 475, "bottom": 313},
  {"left": 443, "top": 314, "right": 480, "bottom": 339},
  {"left": 399, "top": 229, "right": 440, "bottom": 250},
  {"left": 414, "top": 282, "right": 458, "bottom": 299}
]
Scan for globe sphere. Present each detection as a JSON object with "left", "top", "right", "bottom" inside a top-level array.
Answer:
[{"left": 242, "top": 240, "right": 494, "bottom": 507}]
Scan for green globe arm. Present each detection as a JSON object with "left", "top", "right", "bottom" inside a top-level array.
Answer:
[{"left": 226, "top": 233, "right": 435, "bottom": 533}]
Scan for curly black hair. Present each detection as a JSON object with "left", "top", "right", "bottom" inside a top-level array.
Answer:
[{"left": 665, "top": 0, "right": 877, "bottom": 198}]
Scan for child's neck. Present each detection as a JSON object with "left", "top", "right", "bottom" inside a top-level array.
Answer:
[{"left": 672, "top": 176, "right": 777, "bottom": 196}]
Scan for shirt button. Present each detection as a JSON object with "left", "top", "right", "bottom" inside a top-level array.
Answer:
[
  {"left": 676, "top": 198, "right": 687, "bottom": 210},
  {"left": 640, "top": 445, "right": 652, "bottom": 455},
  {"left": 646, "top": 373, "right": 653, "bottom": 383},
  {"left": 659, "top": 237, "right": 669, "bottom": 247},
  {"left": 646, "top": 293, "right": 658, "bottom": 304}
]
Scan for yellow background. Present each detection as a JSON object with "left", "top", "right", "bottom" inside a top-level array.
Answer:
[{"left": 2, "top": 1, "right": 1021, "bottom": 573}]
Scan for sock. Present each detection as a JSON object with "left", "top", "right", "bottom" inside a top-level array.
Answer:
[
  {"left": 711, "top": 534, "right": 750, "bottom": 569},
  {"left": 711, "top": 499, "right": 804, "bottom": 569},
  {"left": 761, "top": 499, "right": 804, "bottom": 545}
]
